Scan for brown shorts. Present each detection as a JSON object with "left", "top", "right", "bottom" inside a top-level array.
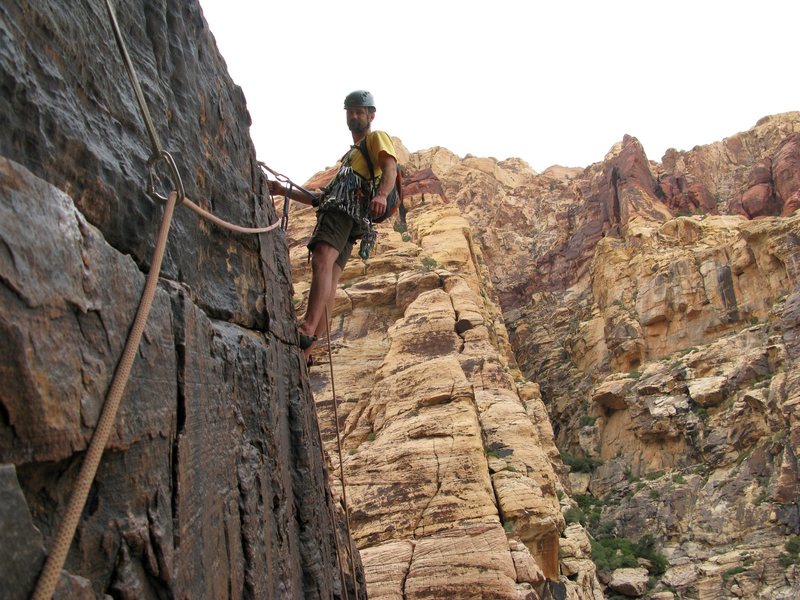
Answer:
[{"left": 308, "top": 209, "right": 366, "bottom": 270}]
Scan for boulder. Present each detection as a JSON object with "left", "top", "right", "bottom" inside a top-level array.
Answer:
[{"left": 608, "top": 567, "right": 650, "bottom": 596}]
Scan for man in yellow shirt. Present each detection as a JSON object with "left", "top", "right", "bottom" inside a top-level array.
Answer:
[{"left": 268, "top": 90, "right": 398, "bottom": 361}]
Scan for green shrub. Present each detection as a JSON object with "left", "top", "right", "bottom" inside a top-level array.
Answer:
[
  {"left": 644, "top": 470, "right": 665, "bottom": 481},
  {"left": 722, "top": 566, "right": 746, "bottom": 581},
  {"left": 401, "top": 233, "right": 411, "bottom": 242},
  {"left": 780, "top": 535, "right": 800, "bottom": 567},
  {"left": 421, "top": 256, "right": 438, "bottom": 271},
  {"left": 672, "top": 474, "right": 687, "bottom": 484},
  {"left": 486, "top": 445, "right": 513, "bottom": 458},
  {"left": 393, "top": 221, "right": 407, "bottom": 233},
  {"left": 574, "top": 494, "right": 603, "bottom": 529},
  {"left": 625, "top": 467, "right": 639, "bottom": 483},
  {"left": 591, "top": 534, "right": 667, "bottom": 576},
  {"left": 574, "top": 494, "right": 597, "bottom": 510},
  {"left": 595, "top": 520, "right": 615, "bottom": 537},
  {"left": 737, "top": 449, "right": 753, "bottom": 465},
  {"left": 633, "top": 534, "right": 668, "bottom": 575},
  {"left": 591, "top": 537, "right": 638, "bottom": 571},
  {"left": 561, "top": 451, "right": 602, "bottom": 473},
  {"left": 565, "top": 507, "right": 584, "bottom": 525},
  {"left": 779, "top": 554, "right": 797, "bottom": 568},
  {"left": 580, "top": 415, "right": 597, "bottom": 427}
]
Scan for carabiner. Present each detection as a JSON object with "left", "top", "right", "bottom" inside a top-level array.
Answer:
[{"left": 147, "top": 150, "right": 185, "bottom": 204}]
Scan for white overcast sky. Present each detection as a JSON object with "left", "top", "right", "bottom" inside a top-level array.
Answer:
[{"left": 199, "top": 0, "right": 798, "bottom": 183}]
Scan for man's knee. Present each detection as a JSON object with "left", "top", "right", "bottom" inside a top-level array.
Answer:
[{"left": 311, "top": 242, "right": 340, "bottom": 273}]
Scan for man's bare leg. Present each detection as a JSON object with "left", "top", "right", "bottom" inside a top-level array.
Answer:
[
  {"left": 299, "top": 242, "right": 340, "bottom": 354},
  {"left": 307, "top": 262, "right": 343, "bottom": 357}
]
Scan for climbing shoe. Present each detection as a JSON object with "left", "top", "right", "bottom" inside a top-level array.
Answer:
[{"left": 299, "top": 333, "right": 317, "bottom": 350}]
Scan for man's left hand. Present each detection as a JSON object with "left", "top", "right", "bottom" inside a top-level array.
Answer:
[{"left": 370, "top": 193, "right": 387, "bottom": 219}]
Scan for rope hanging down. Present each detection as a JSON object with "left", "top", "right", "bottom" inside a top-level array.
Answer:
[
  {"left": 325, "top": 305, "right": 360, "bottom": 599},
  {"left": 31, "top": 189, "right": 181, "bottom": 600}
]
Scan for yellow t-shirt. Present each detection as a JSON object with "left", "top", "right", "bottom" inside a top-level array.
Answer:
[{"left": 347, "top": 131, "right": 396, "bottom": 181}]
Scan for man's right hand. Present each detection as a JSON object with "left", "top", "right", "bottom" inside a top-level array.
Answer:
[{"left": 267, "top": 180, "right": 285, "bottom": 196}]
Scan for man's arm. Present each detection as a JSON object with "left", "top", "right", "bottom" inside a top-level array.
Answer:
[
  {"left": 369, "top": 151, "right": 397, "bottom": 219},
  {"left": 267, "top": 180, "right": 320, "bottom": 206}
]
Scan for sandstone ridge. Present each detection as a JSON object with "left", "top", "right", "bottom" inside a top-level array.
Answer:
[{"left": 288, "top": 112, "right": 800, "bottom": 599}]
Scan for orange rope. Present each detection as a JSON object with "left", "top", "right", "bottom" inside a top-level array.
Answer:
[
  {"left": 32, "top": 190, "right": 180, "bottom": 600},
  {"left": 181, "top": 194, "right": 281, "bottom": 234}
]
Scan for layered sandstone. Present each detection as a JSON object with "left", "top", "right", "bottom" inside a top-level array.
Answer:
[
  {"left": 288, "top": 174, "right": 604, "bottom": 598},
  {"left": 288, "top": 113, "right": 800, "bottom": 599}
]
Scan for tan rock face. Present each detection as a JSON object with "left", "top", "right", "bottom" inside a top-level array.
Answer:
[
  {"left": 489, "top": 117, "right": 798, "bottom": 598},
  {"left": 287, "top": 112, "right": 800, "bottom": 599},
  {"left": 288, "top": 193, "right": 594, "bottom": 596},
  {"left": 773, "top": 133, "right": 800, "bottom": 216},
  {"left": 667, "top": 113, "right": 800, "bottom": 221},
  {"left": 608, "top": 567, "right": 650, "bottom": 596}
]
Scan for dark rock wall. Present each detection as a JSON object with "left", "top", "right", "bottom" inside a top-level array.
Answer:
[
  {"left": 1, "top": 1, "right": 352, "bottom": 598},
  {"left": 0, "top": 0, "right": 291, "bottom": 329}
]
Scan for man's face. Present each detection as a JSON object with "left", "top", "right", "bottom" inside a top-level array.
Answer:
[{"left": 346, "top": 107, "right": 372, "bottom": 134}]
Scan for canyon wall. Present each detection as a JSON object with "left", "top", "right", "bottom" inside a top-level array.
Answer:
[
  {"left": 0, "top": 2, "right": 355, "bottom": 598},
  {"left": 290, "top": 114, "right": 800, "bottom": 599}
]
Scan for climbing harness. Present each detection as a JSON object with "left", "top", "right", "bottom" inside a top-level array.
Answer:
[{"left": 317, "top": 147, "right": 377, "bottom": 259}]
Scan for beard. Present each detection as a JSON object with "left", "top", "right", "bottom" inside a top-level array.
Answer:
[{"left": 348, "top": 119, "right": 368, "bottom": 134}]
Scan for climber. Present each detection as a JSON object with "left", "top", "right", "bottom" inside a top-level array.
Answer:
[{"left": 267, "top": 90, "right": 398, "bottom": 362}]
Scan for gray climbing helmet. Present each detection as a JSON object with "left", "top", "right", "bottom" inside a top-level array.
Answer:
[{"left": 344, "top": 90, "right": 375, "bottom": 109}]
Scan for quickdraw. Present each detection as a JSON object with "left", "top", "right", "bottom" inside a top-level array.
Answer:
[{"left": 258, "top": 161, "right": 320, "bottom": 232}]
